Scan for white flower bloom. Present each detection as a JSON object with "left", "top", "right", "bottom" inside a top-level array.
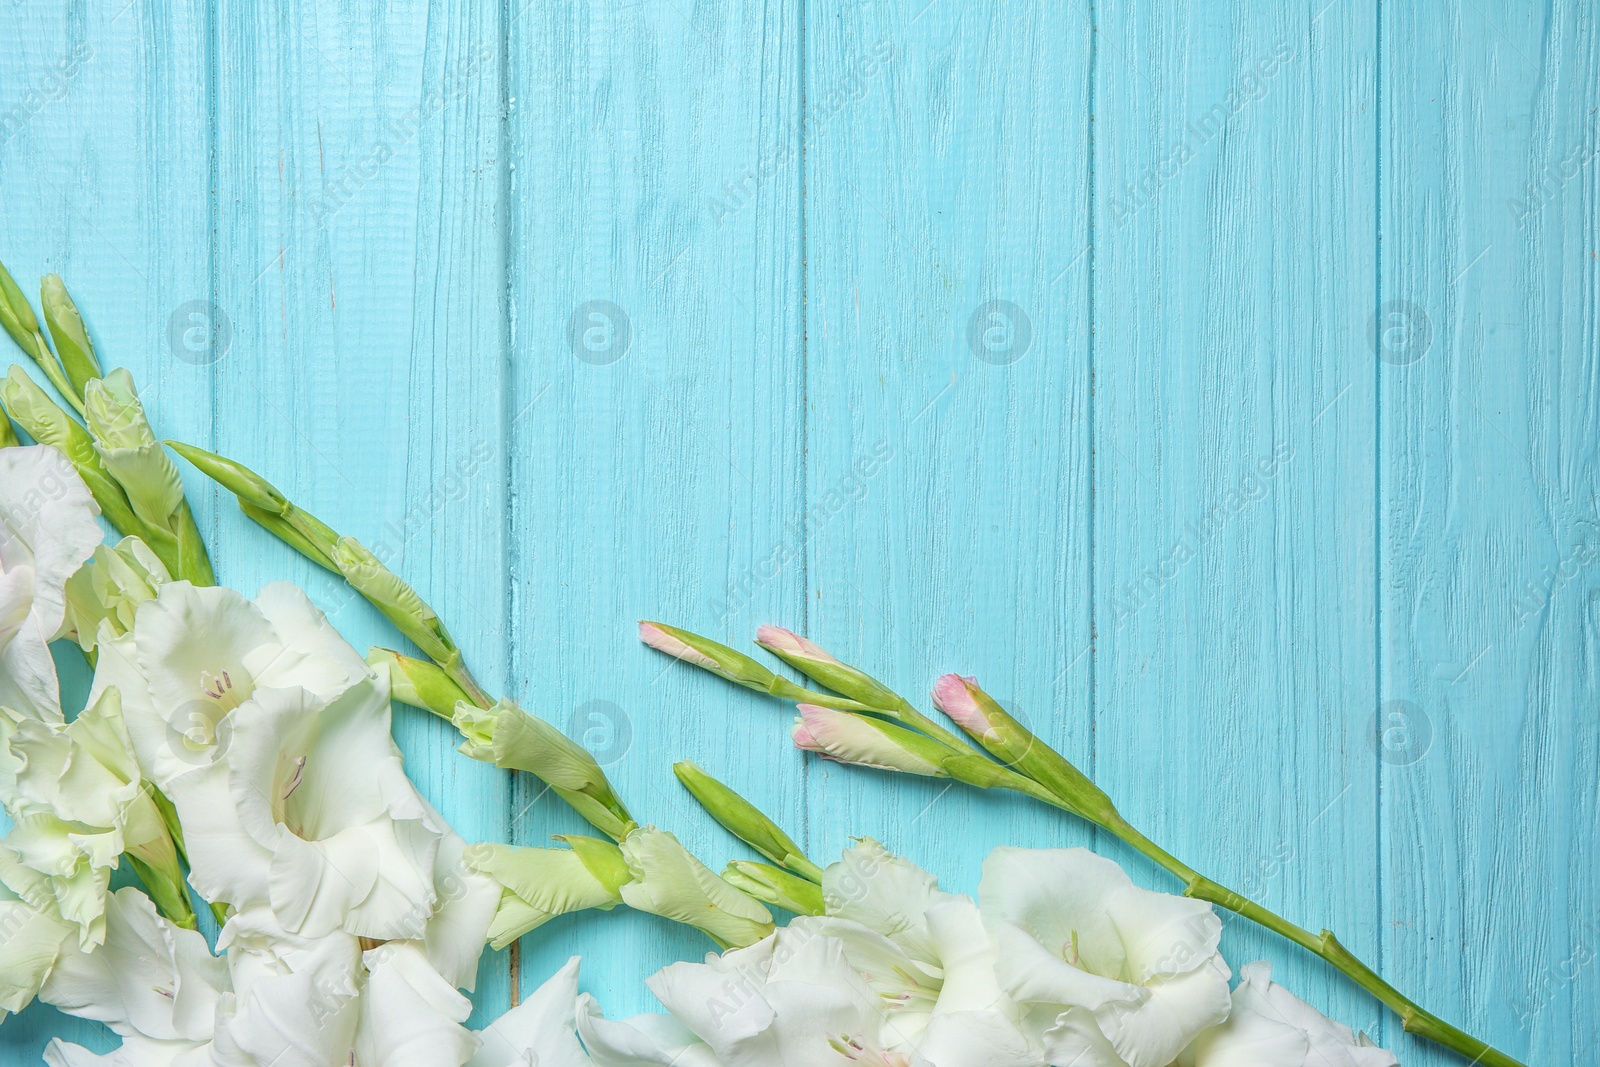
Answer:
[
  {"left": 61, "top": 535, "right": 169, "bottom": 656},
  {"left": 979, "top": 846, "right": 1232, "bottom": 1067},
  {"left": 164, "top": 670, "right": 447, "bottom": 941},
  {"left": 41, "top": 887, "right": 226, "bottom": 1044},
  {"left": 353, "top": 941, "right": 480, "bottom": 1067},
  {"left": 90, "top": 580, "right": 371, "bottom": 790},
  {"left": 0, "top": 688, "right": 183, "bottom": 946},
  {"left": 0, "top": 444, "right": 103, "bottom": 721},
  {"left": 1178, "top": 962, "right": 1398, "bottom": 1067},
  {"left": 794, "top": 839, "right": 1040, "bottom": 1067},
  {"left": 577, "top": 994, "right": 725, "bottom": 1067},
  {"left": 213, "top": 905, "right": 362, "bottom": 1066},
  {"left": 470, "top": 956, "right": 593, "bottom": 1067},
  {"left": 0, "top": 878, "right": 73, "bottom": 1021},
  {"left": 647, "top": 924, "right": 905, "bottom": 1067}
]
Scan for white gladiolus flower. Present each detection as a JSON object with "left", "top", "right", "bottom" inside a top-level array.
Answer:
[
  {"left": 0, "top": 688, "right": 184, "bottom": 946},
  {"left": 647, "top": 924, "right": 908, "bottom": 1067},
  {"left": 979, "top": 846, "right": 1232, "bottom": 1067},
  {"left": 0, "top": 444, "right": 103, "bottom": 721},
  {"left": 792, "top": 839, "right": 1041, "bottom": 1067},
  {"left": 576, "top": 995, "right": 727, "bottom": 1067},
  {"left": 470, "top": 956, "right": 594, "bottom": 1067},
  {"left": 40, "top": 887, "right": 226, "bottom": 1045},
  {"left": 353, "top": 941, "right": 480, "bottom": 1067},
  {"left": 163, "top": 669, "right": 448, "bottom": 941},
  {"left": 1178, "top": 962, "right": 1399, "bottom": 1067},
  {"left": 90, "top": 580, "right": 371, "bottom": 790},
  {"left": 0, "top": 877, "right": 73, "bottom": 1022}
]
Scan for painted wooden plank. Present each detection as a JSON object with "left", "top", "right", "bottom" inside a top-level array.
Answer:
[
  {"left": 507, "top": 0, "right": 807, "bottom": 1015},
  {"left": 1380, "top": 2, "right": 1598, "bottom": 1062},
  {"left": 800, "top": 0, "right": 1095, "bottom": 927},
  {"left": 1093, "top": 0, "right": 1381, "bottom": 1039},
  {"left": 0, "top": 0, "right": 213, "bottom": 1057},
  {"left": 207, "top": 0, "right": 512, "bottom": 1024}
]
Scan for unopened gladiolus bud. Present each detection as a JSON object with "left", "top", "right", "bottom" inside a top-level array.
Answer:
[
  {"left": 368, "top": 648, "right": 473, "bottom": 720},
  {"left": 723, "top": 860, "right": 826, "bottom": 916},
  {"left": 39, "top": 275, "right": 101, "bottom": 398},
  {"left": 756, "top": 625, "right": 906, "bottom": 711},
  {"left": 0, "top": 261, "right": 80, "bottom": 414},
  {"left": 936, "top": 674, "right": 1120, "bottom": 827},
  {"left": 464, "top": 837, "right": 629, "bottom": 949},
  {"left": 639, "top": 621, "right": 781, "bottom": 690},
  {"left": 164, "top": 439, "right": 288, "bottom": 513},
  {"left": 0, "top": 412, "right": 17, "bottom": 449},
  {"left": 673, "top": 761, "right": 823, "bottom": 882},
  {"left": 792, "top": 705, "right": 951, "bottom": 777},
  {"left": 931, "top": 674, "right": 990, "bottom": 733},
  {"left": 169, "top": 440, "right": 344, "bottom": 573},
  {"left": 2, "top": 366, "right": 140, "bottom": 536},
  {"left": 617, "top": 826, "right": 774, "bottom": 949},
  {"left": 453, "top": 700, "right": 635, "bottom": 842}
]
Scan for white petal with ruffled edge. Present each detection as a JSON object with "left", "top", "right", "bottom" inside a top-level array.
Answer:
[
  {"left": 980, "top": 847, "right": 1231, "bottom": 1067},
  {"left": 470, "top": 956, "right": 592, "bottom": 1067},
  {"left": 354, "top": 942, "right": 480, "bottom": 1067},
  {"left": 0, "top": 445, "right": 103, "bottom": 721}
]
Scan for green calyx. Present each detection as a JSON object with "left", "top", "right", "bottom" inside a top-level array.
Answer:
[{"left": 368, "top": 648, "right": 473, "bottom": 720}]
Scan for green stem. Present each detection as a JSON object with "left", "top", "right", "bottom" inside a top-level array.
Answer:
[{"left": 1104, "top": 815, "right": 1524, "bottom": 1067}]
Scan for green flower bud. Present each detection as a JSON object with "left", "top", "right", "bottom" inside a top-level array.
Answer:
[
  {"left": 464, "top": 836, "right": 629, "bottom": 949},
  {"left": 0, "top": 258, "right": 41, "bottom": 346},
  {"left": 722, "top": 860, "right": 826, "bottom": 916},
  {"left": 673, "top": 761, "right": 822, "bottom": 882},
  {"left": 164, "top": 440, "right": 289, "bottom": 514},
  {"left": 617, "top": 826, "right": 774, "bottom": 949},
  {"left": 2, "top": 366, "right": 141, "bottom": 537},
  {"left": 0, "top": 261, "right": 80, "bottom": 413},
  {"left": 39, "top": 275, "right": 100, "bottom": 399},
  {"left": 367, "top": 648, "right": 471, "bottom": 720},
  {"left": 452, "top": 700, "right": 635, "bottom": 842},
  {"left": 0, "top": 410, "right": 17, "bottom": 449},
  {"left": 62, "top": 536, "right": 171, "bottom": 655}
]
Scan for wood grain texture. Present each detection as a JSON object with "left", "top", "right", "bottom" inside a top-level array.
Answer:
[
  {"left": 1094, "top": 0, "right": 1382, "bottom": 1041},
  {"left": 1381, "top": 2, "right": 1598, "bottom": 1063},
  {"left": 0, "top": 0, "right": 1594, "bottom": 1062}
]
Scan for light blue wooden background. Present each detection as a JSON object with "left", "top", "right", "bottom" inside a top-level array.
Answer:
[{"left": 0, "top": 1, "right": 1594, "bottom": 1064}]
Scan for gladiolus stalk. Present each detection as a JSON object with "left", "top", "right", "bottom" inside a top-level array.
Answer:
[{"left": 642, "top": 622, "right": 1527, "bottom": 1067}]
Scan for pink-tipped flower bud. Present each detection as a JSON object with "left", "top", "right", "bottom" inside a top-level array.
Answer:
[
  {"left": 791, "top": 705, "right": 950, "bottom": 777},
  {"left": 931, "top": 674, "right": 992, "bottom": 735},
  {"left": 757, "top": 626, "right": 904, "bottom": 712},
  {"left": 756, "top": 625, "right": 839, "bottom": 665},
  {"left": 638, "top": 621, "right": 780, "bottom": 692}
]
